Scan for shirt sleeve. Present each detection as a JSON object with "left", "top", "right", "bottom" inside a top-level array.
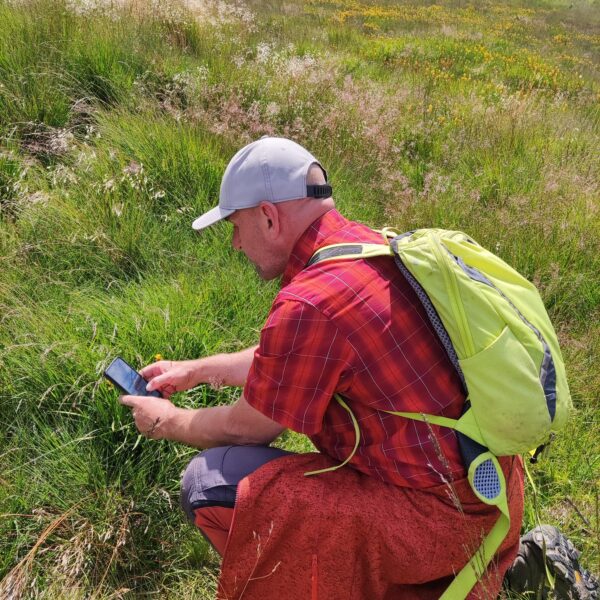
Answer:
[{"left": 243, "top": 299, "right": 355, "bottom": 435}]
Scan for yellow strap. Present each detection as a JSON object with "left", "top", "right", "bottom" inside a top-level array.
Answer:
[
  {"left": 311, "top": 243, "right": 393, "bottom": 265},
  {"left": 376, "top": 227, "right": 398, "bottom": 243},
  {"left": 380, "top": 409, "right": 459, "bottom": 431},
  {"left": 381, "top": 409, "right": 488, "bottom": 449},
  {"left": 304, "top": 395, "right": 360, "bottom": 477},
  {"left": 440, "top": 497, "right": 510, "bottom": 599},
  {"left": 523, "top": 457, "right": 537, "bottom": 496},
  {"left": 524, "top": 459, "right": 556, "bottom": 590}
]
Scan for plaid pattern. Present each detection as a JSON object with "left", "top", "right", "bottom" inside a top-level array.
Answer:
[{"left": 244, "top": 209, "right": 466, "bottom": 488}]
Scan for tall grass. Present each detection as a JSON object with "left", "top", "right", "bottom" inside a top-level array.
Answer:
[{"left": 1, "top": 0, "right": 598, "bottom": 596}]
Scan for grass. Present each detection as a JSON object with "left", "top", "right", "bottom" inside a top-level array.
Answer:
[{"left": 0, "top": 0, "right": 598, "bottom": 596}]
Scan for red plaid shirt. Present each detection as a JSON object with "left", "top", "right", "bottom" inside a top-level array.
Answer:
[{"left": 244, "top": 209, "right": 466, "bottom": 489}]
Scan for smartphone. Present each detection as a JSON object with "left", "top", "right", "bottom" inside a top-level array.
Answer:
[{"left": 104, "top": 357, "right": 162, "bottom": 398}]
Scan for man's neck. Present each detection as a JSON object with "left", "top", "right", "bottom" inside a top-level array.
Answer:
[{"left": 280, "top": 209, "right": 350, "bottom": 286}]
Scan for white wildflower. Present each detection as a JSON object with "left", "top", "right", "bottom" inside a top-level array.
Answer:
[
  {"left": 256, "top": 42, "right": 273, "bottom": 64},
  {"left": 83, "top": 125, "right": 99, "bottom": 140},
  {"left": 48, "top": 128, "right": 74, "bottom": 155},
  {"left": 286, "top": 54, "right": 317, "bottom": 77},
  {"left": 266, "top": 102, "right": 280, "bottom": 117}
]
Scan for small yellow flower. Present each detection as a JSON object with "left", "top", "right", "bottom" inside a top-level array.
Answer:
[
  {"left": 427, "top": 104, "right": 433, "bottom": 113},
  {"left": 154, "top": 353, "right": 163, "bottom": 361}
]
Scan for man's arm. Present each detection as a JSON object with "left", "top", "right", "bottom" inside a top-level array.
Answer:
[
  {"left": 142, "top": 345, "right": 259, "bottom": 397},
  {"left": 169, "top": 393, "right": 285, "bottom": 447},
  {"left": 193, "top": 346, "right": 259, "bottom": 388},
  {"left": 119, "top": 392, "right": 285, "bottom": 448}
]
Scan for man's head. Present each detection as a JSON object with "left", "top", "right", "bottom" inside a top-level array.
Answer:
[{"left": 192, "top": 137, "right": 334, "bottom": 280}]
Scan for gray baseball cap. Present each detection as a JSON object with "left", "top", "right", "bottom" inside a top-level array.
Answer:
[{"left": 192, "top": 136, "right": 330, "bottom": 231}]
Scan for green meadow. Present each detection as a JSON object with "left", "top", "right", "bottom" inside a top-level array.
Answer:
[{"left": 0, "top": 0, "right": 598, "bottom": 596}]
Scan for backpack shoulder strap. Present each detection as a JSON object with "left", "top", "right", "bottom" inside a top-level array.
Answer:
[{"left": 307, "top": 243, "right": 393, "bottom": 267}]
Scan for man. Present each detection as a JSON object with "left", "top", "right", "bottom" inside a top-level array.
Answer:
[{"left": 119, "top": 137, "right": 597, "bottom": 599}]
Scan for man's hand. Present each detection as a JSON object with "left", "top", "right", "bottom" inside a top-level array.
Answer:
[
  {"left": 119, "top": 394, "right": 180, "bottom": 439},
  {"left": 140, "top": 347, "right": 259, "bottom": 397},
  {"left": 119, "top": 392, "right": 284, "bottom": 448},
  {"left": 140, "top": 360, "right": 202, "bottom": 399}
]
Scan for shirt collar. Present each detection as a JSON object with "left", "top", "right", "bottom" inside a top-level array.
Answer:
[{"left": 281, "top": 209, "right": 350, "bottom": 286}]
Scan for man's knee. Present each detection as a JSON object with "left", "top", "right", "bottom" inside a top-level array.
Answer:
[
  {"left": 180, "top": 446, "right": 236, "bottom": 524},
  {"left": 180, "top": 444, "right": 293, "bottom": 524}
]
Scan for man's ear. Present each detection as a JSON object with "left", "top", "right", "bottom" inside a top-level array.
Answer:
[{"left": 258, "top": 201, "right": 281, "bottom": 236}]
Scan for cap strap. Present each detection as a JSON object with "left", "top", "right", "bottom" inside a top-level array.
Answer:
[{"left": 306, "top": 184, "right": 332, "bottom": 198}]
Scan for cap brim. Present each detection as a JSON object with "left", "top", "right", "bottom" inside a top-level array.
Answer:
[{"left": 192, "top": 205, "right": 235, "bottom": 231}]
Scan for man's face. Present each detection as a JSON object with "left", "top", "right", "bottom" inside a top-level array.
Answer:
[{"left": 227, "top": 206, "right": 288, "bottom": 280}]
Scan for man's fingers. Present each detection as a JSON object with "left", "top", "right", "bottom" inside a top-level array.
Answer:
[
  {"left": 146, "top": 375, "right": 165, "bottom": 392},
  {"left": 140, "top": 363, "right": 161, "bottom": 379},
  {"left": 119, "top": 395, "right": 141, "bottom": 408},
  {"left": 146, "top": 379, "right": 177, "bottom": 397}
]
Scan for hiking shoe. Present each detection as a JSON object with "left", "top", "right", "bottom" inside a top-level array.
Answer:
[{"left": 504, "top": 525, "right": 599, "bottom": 599}]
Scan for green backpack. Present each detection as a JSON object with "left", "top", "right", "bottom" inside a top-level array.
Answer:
[{"left": 305, "top": 228, "right": 572, "bottom": 599}]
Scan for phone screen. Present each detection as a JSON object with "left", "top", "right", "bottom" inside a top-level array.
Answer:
[{"left": 104, "top": 357, "right": 162, "bottom": 398}]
